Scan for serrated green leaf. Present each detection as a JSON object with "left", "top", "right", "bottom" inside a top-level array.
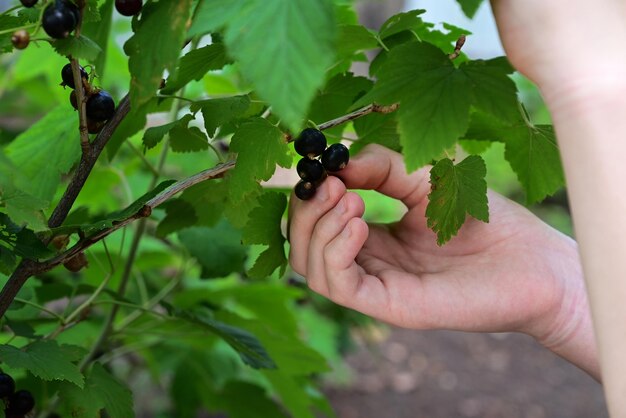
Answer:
[
  {"left": 426, "top": 155, "right": 488, "bottom": 245},
  {"left": 169, "top": 125, "right": 208, "bottom": 153},
  {"left": 379, "top": 9, "right": 426, "bottom": 39},
  {"left": 143, "top": 114, "right": 194, "bottom": 149},
  {"left": 53, "top": 35, "right": 103, "bottom": 61},
  {"left": 178, "top": 221, "right": 247, "bottom": 278},
  {"left": 187, "top": 0, "right": 243, "bottom": 38},
  {"left": 465, "top": 112, "right": 564, "bottom": 204},
  {"left": 352, "top": 112, "right": 401, "bottom": 155},
  {"left": 359, "top": 41, "right": 517, "bottom": 170},
  {"left": 179, "top": 180, "right": 226, "bottom": 227},
  {"left": 4, "top": 107, "right": 80, "bottom": 201},
  {"left": 456, "top": 0, "right": 485, "bottom": 18},
  {"left": 248, "top": 244, "right": 287, "bottom": 279},
  {"left": 0, "top": 15, "right": 26, "bottom": 54},
  {"left": 180, "top": 310, "right": 276, "bottom": 369},
  {"left": 0, "top": 213, "right": 51, "bottom": 260},
  {"left": 124, "top": 0, "right": 192, "bottom": 109},
  {"left": 0, "top": 340, "right": 84, "bottom": 387},
  {"left": 229, "top": 118, "right": 292, "bottom": 201},
  {"left": 190, "top": 95, "right": 251, "bottom": 138},
  {"left": 161, "top": 43, "right": 231, "bottom": 94},
  {"left": 336, "top": 24, "right": 379, "bottom": 58},
  {"left": 223, "top": 0, "right": 336, "bottom": 130},
  {"left": 59, "top": 363, "right": 134, "bottom": 418},
  {"left": 0, "top": 155, "right": 48, "bottom": 230},
  {"left": 83, "top": 0, "right": 103, "bottom": 23}
]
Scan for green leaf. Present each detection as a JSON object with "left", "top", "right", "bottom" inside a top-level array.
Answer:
[
  {"left": 143, "top": 114, "right": 194, "bottom": 149},
  {"left": 222, "top": 0, "right": 337, "bottom": 130},
  {"left": 4, "top": 107, "right": 80, "bottom": 201},
  {"left": 0, "top": 161, "right": 48, "bottom": 230},
  {"left": 187, "top": 0, "right": 244, "bottom": 38},
  {"left": 0, "top": 213, "right": 51, "bottom": 260},
  {"left": 0, "top": 340, "right": 84, "bottom": 387},
  {"left": 178, "top": 221, "right": 247, "bottom": 278},
  {"left": 426, "top": 155, "right": 489, "bottom": 245},
  {"left": 169, "top": 125, "right": 209, "bottom": 153},
  {"left": 358, "top": 42, "right": 517, "bottom": 170},
  {"left": 335, "top": 24, "right": 379, "bottom": 58},
  {"left": 59, "top": 363, "right": 134, "bottom": 418},
  {"left": 190, "top": 95, "right": 251, "bottom": 138},
  {"left": 161, "top": 44, "right": 231, "bottom": 94},
  {"left": 52, "top": 35, "right": 103, "bottom": 61},
  {"left": 352, "top": 112, "right": 401, "bottom": 155},
  {"left": 248, "top": 245, "right": 287, "bottom": 279},
  {"left": 456, "top": 0, "right": 485, "bottom": 18},
  {"left": 83, "top": 0, "right": 103, "bottom": 23},
  {"left": 465, "top": 112, "right": 564, "bottom": 204},
  {"left": 0, "top": 15, "right": 26, "bottom": 53},
  {"left": 229, "top": 118, "right": 292, "bottom": 202},
  {"left": 82, "top": 0, "right": 113, "bottom": 75},
  {"left": 180, "top": 310, "right": 277, "bottom": 369},
  {"left": 155, "top": 200, "right": 197, "bottom": 238},
  {"left": 124, "top": 0, "right": 192, "bottom": 110},
  {"left": 379, "top": 9, "right": 426, "bottom": 39}
]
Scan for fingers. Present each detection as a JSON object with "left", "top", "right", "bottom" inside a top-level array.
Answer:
[
  {"left": 306, "top": 192, "right": 365, "bottom": 296},
  {"left": 288, "top": 176, "right": 347, "bottom": 275},
  {"left": 336, "top": 144, "right": 431, "bottom": 209}
]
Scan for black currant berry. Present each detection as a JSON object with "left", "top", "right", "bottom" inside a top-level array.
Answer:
[
  {"left": 69, "top": 91, "right": 78, "bottom": 110},
  {"left": 20, "top": 0, "right": 38, "bottom": 6},
  {"left": 296, "top": 158, "right": 325, "bottom": 182},
  {"left": 10, "top": 30, "right": 29, "bottom": 50},
  {"left": 42, "top": 0, "right": 79, "bottom": 39},
  {"left": 6, "top": 390, "right": 34, "bottom": 415},
  {"left": 61, "top": 63, "right": 88, "bottom": 89},
  {"left": 115, "top": 0, "right": 143, "bottom": 16},
  {"left": 321, "top": 143, "right": 350, "bottom": 172},
  {"left": 295, "top": 180, "right": 316, "bottom": 201},
  {"left": 86, "top": 118, "right": 105, "bottom": 134},
  {"left": 294, "top": 128, "right": 327, "bottom": 159},
  {"left": 86, "top": 90, "right": 115, "bottom": 121},
  {"left": 0, "top": 373, "right": 15, "bottom": 398}
]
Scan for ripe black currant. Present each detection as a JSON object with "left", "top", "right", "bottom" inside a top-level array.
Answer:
[
  {"left": 294, "top": 128, "right": 327, "bottom": 159},
  {"left": 61, "top": 63, "right": 88, "bottom": 89},
  {"left": 296, "top": 158, "right": 325, "bottom": 182},
  {"left": 86, "top": 90, "right": 115, "bottom": 121},
  {"left": 86, "top": 118, "right": 106, "bottom": 134},
  {"left": 10, "top": 30, "right": 29, "bottom": 50},
  {"left": 115, "top": 0, "right": 143, "bottom": 16},
  {"left": 42, "top": 0, "right": 79, "bottom": 39},
  {"left": 69, "top": 91, "right": 78, "bottom": 110},
  {"left": 294, "top": 180, "right": 316, "bottom": 201},
  {"left": 0, "top": 373, "right": 15, "bottom": 398},
  {"left": 19, "top": 0, "right": 38, "bottom": 6},
  {"left": 5, "top": 390, "right": 34, "bottom": 415},
  {"left": 321, "top": 143, "right": 350, "bottom": 172}
]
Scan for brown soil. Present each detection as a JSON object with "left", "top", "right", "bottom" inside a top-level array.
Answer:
[{"left": 324, "top": 328, "right": 607, "bottom": 418}]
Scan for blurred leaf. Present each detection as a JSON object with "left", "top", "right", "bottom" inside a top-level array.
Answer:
[
  {"left": 4, "top": 107, "right": 80, "bottom": 201},
  {"left": 229, "top": 118, "right": 291, "bottom": 202},
  {"left": 0, "top": 340, "right": 84, "bottom": 387},
  {"left": 335, "top": 24, "right": 378, "bottom": 58},
  {"left": 82, "top": 0, "right": 114, "bottom": 74},
  {"left": 0, "top": 213, "right": 52, "bottom": 261},
  {"left": 379, "top": 9, "right": 426, "bottom": 39},
  {"left": 426, "top": 155, "right": 488, "bottom": 245},
  {"left": 124, "top": 0, "right": 192, "bottom": 109},
  {"left": 187, "top": 0, "right": 243, "bottom": 38},
  {"left": 178, "top": 221, "right": 247, "bottom": 278},
  {"left": 156, "top": 199, "right": 197, "bottom": 238},
  {"left": 456, "top": 0, "right": 484, "bottom": 18}
]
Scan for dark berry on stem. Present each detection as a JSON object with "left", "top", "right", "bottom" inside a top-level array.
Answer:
[
  {"left": 10, "top": 30, "right": 29, "bottom": 50},
  {"left": 294, "top": 128, "right": 326, "bottom": 158},
  {"left": 86, "top": 118, "right": 106, "bottom": 134},
  {"left": 295, "top": 181, "right": 316, "bottom": 201},
  {"left": 86, "top": 90, "right": 115, "bottom": 121},
  {"left": 321, "top": 143, "right": 350, "bottom": 172},
  {"left": 69, "top": 91, "right": 78, "bottom": 110},
  {"left": 61, "top": 63, "right": 88, "bottom": 89},
  {"left": 115, "top": 0, "right": 143, "bottom": 16},
  {"left": 296, "top": 158, "right": 325, "bottom": 182},
  {"left": 20, "top": 0, "right": 38, "bottom": 6},
  {"left": 0, "top": 373, "right": 15, "bottom": 398},
  {"left": 6, "top": 390, "right": 34, "bottom": 415},
  {"left": 42, "top": 0, "right": 80, "bottom": 39}
]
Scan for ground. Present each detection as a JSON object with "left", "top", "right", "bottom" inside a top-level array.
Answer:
[{"left": 324, "top": 328, "right": 607, "bottom": 418}]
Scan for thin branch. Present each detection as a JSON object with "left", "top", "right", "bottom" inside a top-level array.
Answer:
[
  {"left": 71, "top": 59, "right": 90, "bottom": 154},
  {"left": 317, "top": 103, "right": 399, "bottom": 132}
]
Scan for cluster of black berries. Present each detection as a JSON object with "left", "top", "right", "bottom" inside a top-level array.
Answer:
[
  {"left": 0, "top": 372, "right": 35, "bottom": 418},
  {"left": 61, "top": 63, "right": 116, "bottom": 134},
  {"left": 293, "top": 128, "right": 350, "bottom": 200},
  {"left": 42, "top": 0, "right": 80, "bottom": 39}
]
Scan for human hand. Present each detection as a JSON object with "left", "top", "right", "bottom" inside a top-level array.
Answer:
[{"left": 289, "top": 145, "right": 590, "bottom": 350}]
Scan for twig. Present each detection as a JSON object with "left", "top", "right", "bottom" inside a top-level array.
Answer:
[
  {"left": 71, "top": 59, "right": 90, "bottom": 154},
  {"left": 448, "top": 35, "right": 467, "bottom": 60}
]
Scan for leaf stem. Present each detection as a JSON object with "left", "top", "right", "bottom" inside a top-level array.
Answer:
[{"left": 13, "top": 298, "right": 65, "bottom": 322}]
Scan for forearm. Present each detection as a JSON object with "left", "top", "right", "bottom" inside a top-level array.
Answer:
[{"left": 543, "top": 83, "right": 626, "bottom": 414}]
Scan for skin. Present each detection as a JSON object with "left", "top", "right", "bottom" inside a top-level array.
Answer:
[{"left": 290, "top": 2, "right": 626, "bottom": 414}]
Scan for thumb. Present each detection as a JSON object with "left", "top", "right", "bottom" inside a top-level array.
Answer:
[{"left": 335, "top": 144, "right": 431, "bottom": 209}]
